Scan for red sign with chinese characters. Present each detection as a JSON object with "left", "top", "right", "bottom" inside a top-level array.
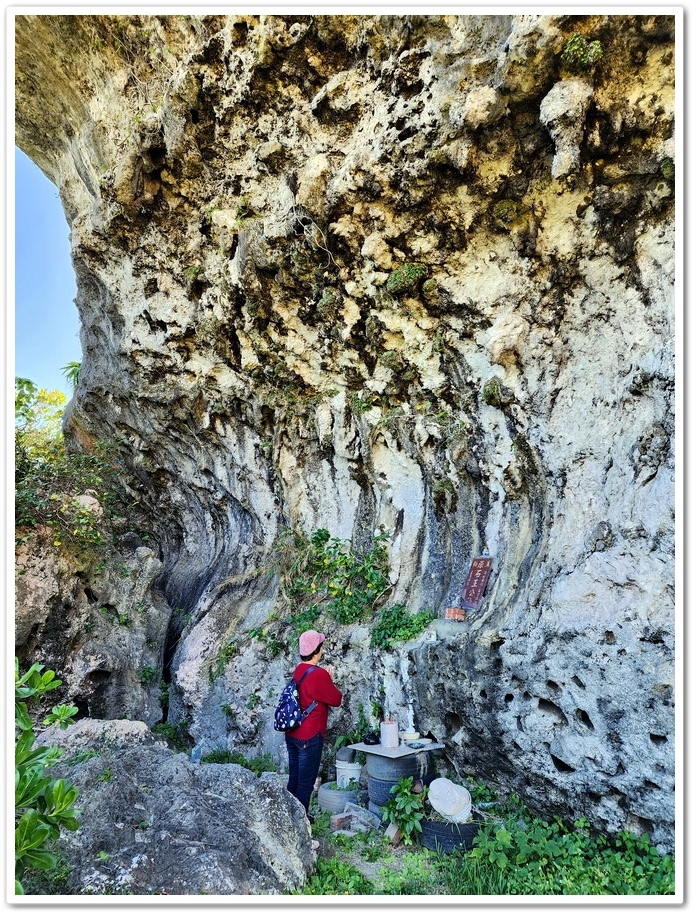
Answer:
[{"left": 460, "top": 557, "right": 493, "bottom": 609}]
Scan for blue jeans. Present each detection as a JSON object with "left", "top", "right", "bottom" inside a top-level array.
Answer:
[{"left": 285, "top": 732, "right": 324, "bottom": 812}]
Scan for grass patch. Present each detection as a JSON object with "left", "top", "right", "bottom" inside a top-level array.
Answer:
[{"left": 200, "top": 748, "right": 277, "bottom": 777}]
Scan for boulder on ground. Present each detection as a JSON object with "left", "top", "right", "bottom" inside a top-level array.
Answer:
[{"left": 35, "top": 719, "right": 314, "bottom": 895}]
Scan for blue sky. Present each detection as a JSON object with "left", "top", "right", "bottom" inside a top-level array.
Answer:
[{"left": 14, "top": 147, "right": 80, "bottom": 399}]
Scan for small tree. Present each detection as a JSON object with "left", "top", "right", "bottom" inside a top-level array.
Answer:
[{"left": 15, "top": 658, "right": 80, "bottom": 895}]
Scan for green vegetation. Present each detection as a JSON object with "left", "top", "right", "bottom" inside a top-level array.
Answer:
[
  {"left": 15, "top": 378, "right": 130, "bottom": 557},
  {"left": 316, "top": 288, "right": 342, "bottom": 318},
  {"left": 411, "top": 402, "right": 469, "bottom": 446},
  {"left": 492, "top": 198, "right": 523, "bottom": 229},
  {"left": 382, "top": 776, "right": 428, "bottom": 845},
  {"left": 247, "top": 529, "right": 441, "bottom": 659},
  {"left": 561, "top": 33, "right": 604, "bottom": 73},
  {"left": 297, "top": 779, "right": 675, "bottom": 896},
  {"left": 370, "top": 604, "right": 436, "bottom": 650},
  {"left": 386, "top": 263, "right": 428, "bottom": 295},
  {"left": 15, "top": 659, "right": 80, "bottom": 895},
  {"left": 659, "top": 158, "right": 675, "bottom": 181},
  {"left": 200, "top": 748, "right": 277, "bottom": 776},
  {"left": 151, "top": 722, "right": 190, "bottom": 753},
  {"left": 208, "top": 640, "right": 240, "bottom": 680},
  {"left": 377, "top": 349, "right": 404, "bottom": 371},
  {"left": 348, "top": 391, "right": 380, "bottom": 414},
  {"left": 247, "top": 626, "right": 284, "bottom": 658},
  {"left": 273, "top": 527, "right": 392, "bottom": 631},
  {"left": 322, "top": 779, "right": 361, "bottom": 792},
  {"left": 99, "top": 606, "right": 132, "bottom": 628},
  {"left": 139, "top": 665, "right": 158, "bottom": 686},
  {"left": 464, "top": 810, "right": 674, "bottom": 895},
  {"left": 64, "top": 749, "right": 101, "bottom": 766},
  {"left": 482, "top": 376, "right": 503, "bottom": 407},
  {"left": 297, "top": 856, "right": 375, "bottom": 895},
  {"left": 61, "top": 361, "right": 81, "bottom": 389},
  {"left": 333, "top": 704, "right": 371, "bottom": 766}
]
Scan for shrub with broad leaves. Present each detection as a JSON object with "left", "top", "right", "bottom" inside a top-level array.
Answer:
[{"left": 15, "top": 658, "right": 80, "bottom": 895}]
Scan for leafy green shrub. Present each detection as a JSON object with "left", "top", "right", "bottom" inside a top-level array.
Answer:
[
  {"left": 482, "top": 377, "right": 503, "bottom": 407},
  {"left": 208, "top": 640, "right": 240, "bottom": 681},
  {"left": 300, "top": 776, "right": 675, "bottom": 897},
  {"left": 463, "top": 810, "right": 675, "bottom": 895},
  {"left": 20, "top": 852, "right": 73, "bottom": 895},
  {"left": 659, "top": 158, "right": 675, "bottom": 181},
  {"left": 275, "top": 527, "right": 391, "bottom": 628},
  {"left": 464, "top": 775, "right": 499, "bottom": 804},
  {"left": 381, "top": 776, "right": 428, "bottom": 845},
  {"left": 15, "top": 659, "right": 80, "bottom": 895},
  {"left": 322, "top": 779, "right": 360, "bottom": 792},
  {"left": 331, "top": 827, "right": 391, "bottom": 863},
  {"left": 247, "top": 627, "right": 284, "bottom": 659},
  {"left": 370, "top": 604, "right": 436, "bottom": 650},
  {"left": 334, "top": 703, "right": 371, "bottom": 750}
]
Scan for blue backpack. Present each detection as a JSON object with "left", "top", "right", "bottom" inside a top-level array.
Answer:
[{"left": 273, "top": 665, "right": 319, "bottom": 732}]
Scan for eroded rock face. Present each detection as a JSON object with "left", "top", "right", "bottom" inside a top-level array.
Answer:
[
  {"left": 15, "top": 13, "right": 676, "bottom": 853},
  {"left": 35, "top": 720, "right": 313, "bottom": 895},
  {"left": 16, "top": 527, "right": 170, "bottom": 726}
]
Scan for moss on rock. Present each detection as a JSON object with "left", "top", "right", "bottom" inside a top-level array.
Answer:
[{"left": 386, "top": 263, "right": 428, "bottom": 295}]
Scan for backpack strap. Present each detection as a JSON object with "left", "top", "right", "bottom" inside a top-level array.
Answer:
[
  {"left": 296, "top": 665, "right": 319, "bottom": 716},
  {"left": 296, "top": 664, "right": 318, "bottom": 687}
]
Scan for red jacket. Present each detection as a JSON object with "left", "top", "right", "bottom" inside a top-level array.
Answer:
[{"left": 291, "top": 663, "right": 342, "bottom": 739}]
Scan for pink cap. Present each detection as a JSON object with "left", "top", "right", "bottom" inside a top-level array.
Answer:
[{"left": 299, "top": 630, "right": 325, "bottom": 656}]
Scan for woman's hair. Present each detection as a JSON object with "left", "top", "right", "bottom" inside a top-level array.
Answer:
[{"left": 300, "top": 651, "right": 316, "bottom": 662}]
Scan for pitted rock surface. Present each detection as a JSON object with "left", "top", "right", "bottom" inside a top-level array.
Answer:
[
  {"left": 39, "top": 720, "right": 313, "bottom": 895},
  {"left": 15, "top": 12, "right": 676, "bottom": 859}
]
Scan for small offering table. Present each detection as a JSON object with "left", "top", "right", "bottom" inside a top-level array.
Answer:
[{"left": 348, "top": 741, "right": 445, "bottom": 759}]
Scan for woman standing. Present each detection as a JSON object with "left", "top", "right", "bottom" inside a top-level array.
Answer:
[{"left": 286, "top": 630, "right": 342, "bottom": 815}]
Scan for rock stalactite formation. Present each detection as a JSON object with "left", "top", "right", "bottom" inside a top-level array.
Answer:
[{"left": 15, "top": 10, "right": 676, "bottom": 861}]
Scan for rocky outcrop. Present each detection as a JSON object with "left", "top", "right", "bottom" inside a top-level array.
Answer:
[
  {"left": 16, "top": 527, "right": 169, "bottom": 725},
  {"left": 34, "top": 720, "right": 313, "bottom": 894},
  {"left": 15, "top": 12, "right": 676, "bottom": 855}
]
